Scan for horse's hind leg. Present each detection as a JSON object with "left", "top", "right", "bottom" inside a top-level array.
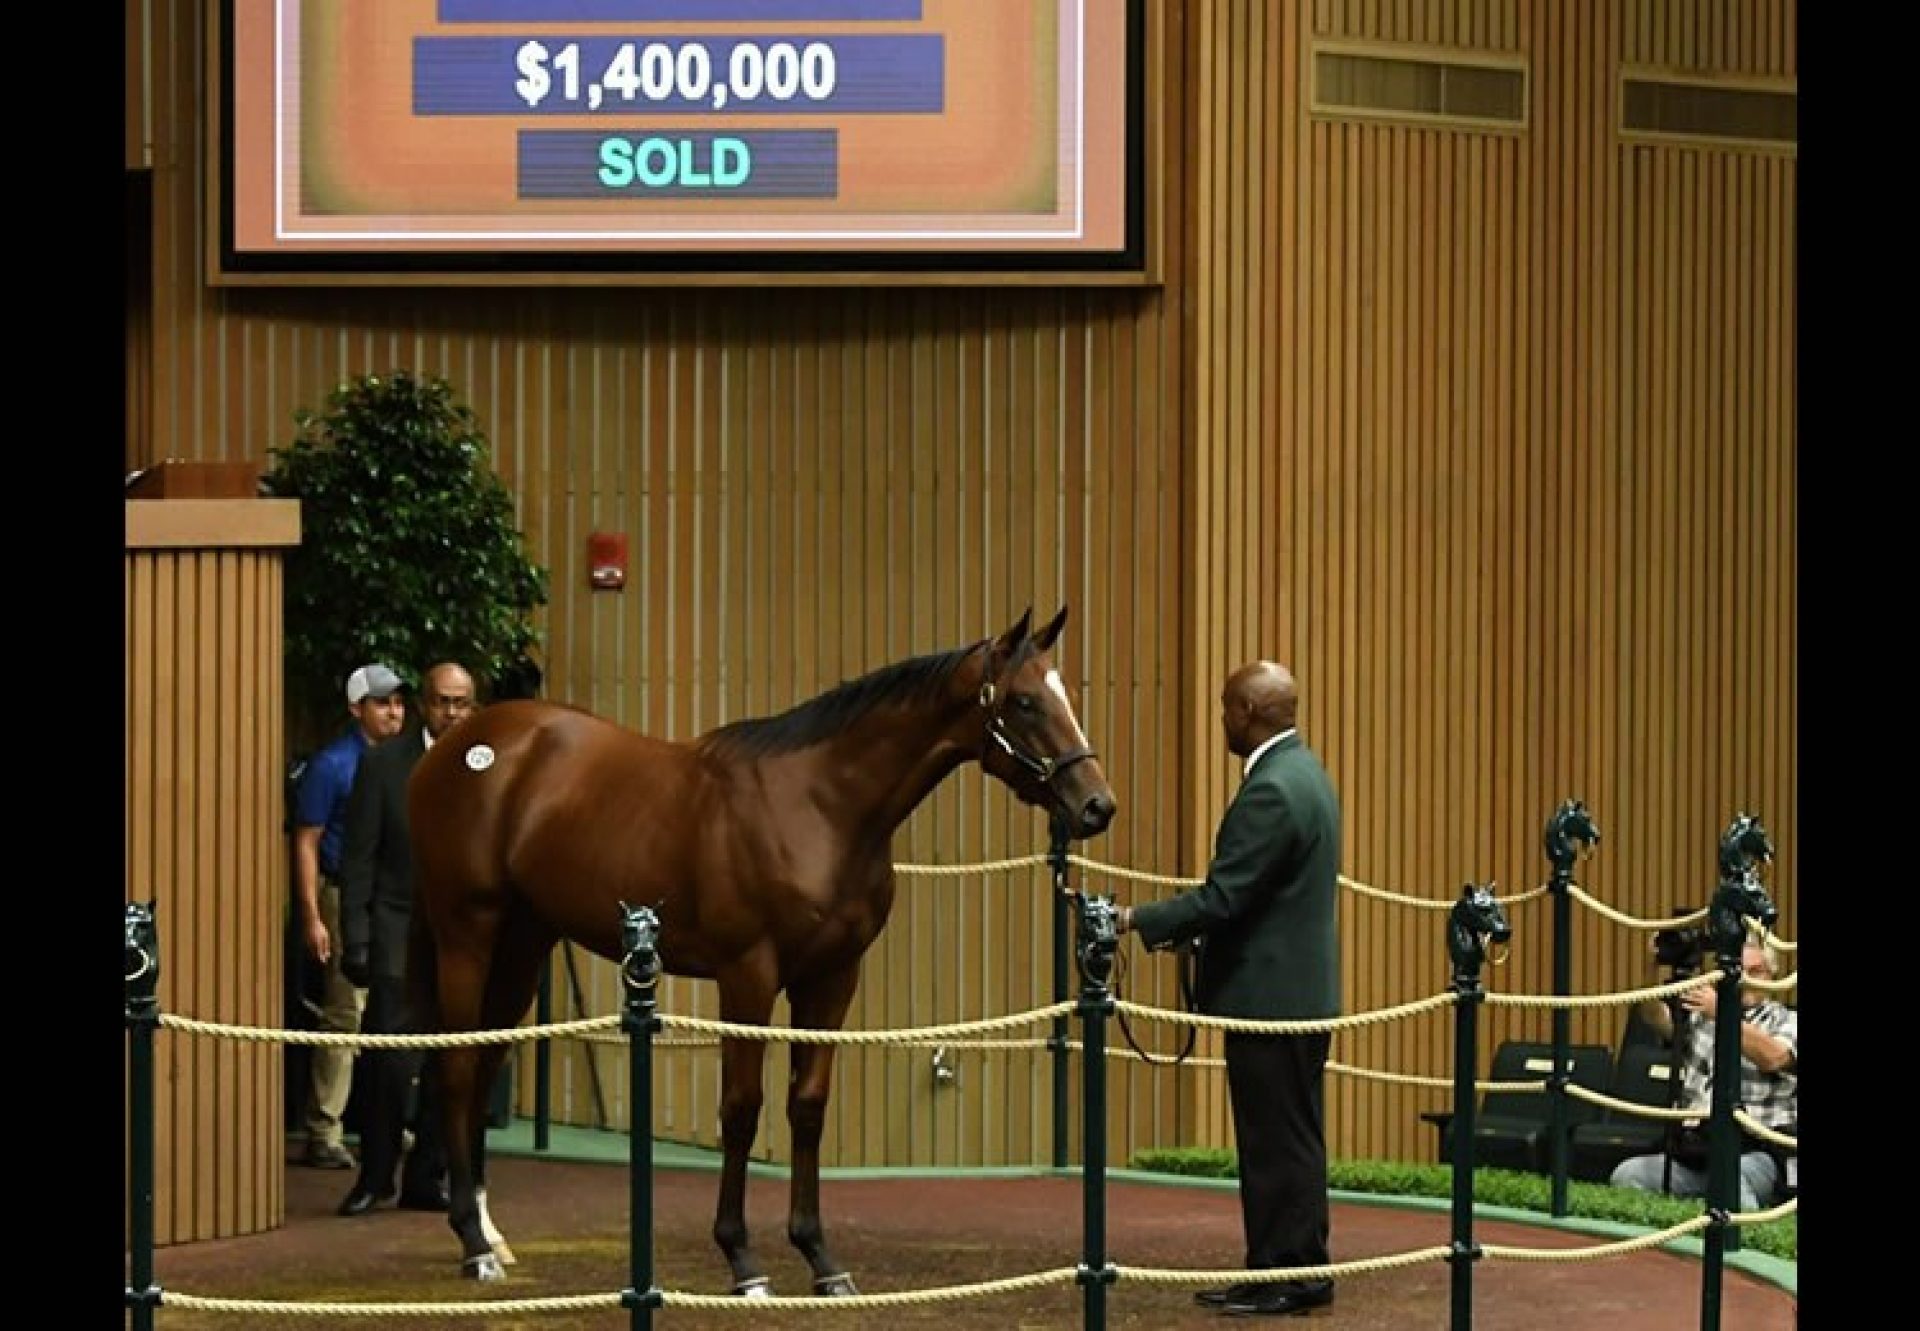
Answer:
[
  {"left": 432, "top": 979, "right": 503, "bottom": 1278},
  {"left": 785, "top": 964, "right": 863, "bottom": 1296},
  {"left": 468, "top": 904, "right": 556, "bottom": 1269},
  {"left": 713, "top": 964, "right": 779, "bottom": 1296}
]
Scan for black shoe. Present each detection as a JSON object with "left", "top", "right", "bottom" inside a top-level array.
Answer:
[
  {"left": 1223, "top": 1281, "right": 1335, "bottom": 1317},
  {"left": 302, "top": 1140, "right": 357, "bottom": 1170},
  {"left": 337, "top": 1186, "right": 392, "bottom": 1218},
  {"left": 397, "top": 1181, "right": 450, "bottom": 1212},
  {"left": 1194, "top": 1283, "right": 1264, "bottom": 1308}
]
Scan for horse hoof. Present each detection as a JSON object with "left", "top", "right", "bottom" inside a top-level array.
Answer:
[
  {"left": 462, "top": 1253, "right": 507, "bottom": 1282},
  {"left": 813, "top": 1273, "right": 859, "bottom": 1296},
  {"left": 733, "top": 1276, "right": 773, "bottom": 1299},
  {"left": 491, "top": 1240, "right": 517, "bottom": 1266}
]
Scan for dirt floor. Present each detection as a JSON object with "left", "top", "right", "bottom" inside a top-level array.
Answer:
[{"left": 139, "top": 1150, "right": 1795, "bottom": 1331}]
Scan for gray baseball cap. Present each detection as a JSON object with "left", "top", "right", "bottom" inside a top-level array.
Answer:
[{"left": 345, "top": 663, "right": 405, "bottom": 704}]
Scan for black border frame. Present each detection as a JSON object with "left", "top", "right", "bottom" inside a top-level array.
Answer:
[{"left": 217, "top": 0, "right": 1147, "bottom": 282}]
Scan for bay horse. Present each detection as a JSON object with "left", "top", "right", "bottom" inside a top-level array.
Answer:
[{"left": 407, "top": 607, "right": 1117, "bottom": 1289}]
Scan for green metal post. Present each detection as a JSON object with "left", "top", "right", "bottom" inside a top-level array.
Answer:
[
  {"left": 1074, "top": 891, "right": 1119, "bottom": 1331},
  {"left": 1446, "top": 883, "right": 1511, "bottom": 1331},
  {"left": 619, "top": 905, "right": 663, "bottom": 1331},
  {"left": 1699, "top": 813, "right": 1778, "bottom": 1331},
  {"left": 124, "top": 902, "right": 162, "bottom": 1331},
  {"left": 1541, "top": 799, "right": 1598, "bottom": 1219},
  {"left": 1049, "top": 815, "right": 1072, "bottom": 1170}
]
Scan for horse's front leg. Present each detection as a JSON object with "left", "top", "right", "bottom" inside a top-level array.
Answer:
[
  {"left": 714, "top": 969, "right": 779, "bottom": 1296},
  {"left": 785, "top": 965, "right": 862, "bottom": 1296}
]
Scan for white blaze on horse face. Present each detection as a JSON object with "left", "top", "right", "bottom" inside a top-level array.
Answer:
[{"left": 1044, "top": 669, "right": 1090, "bottom": 746}]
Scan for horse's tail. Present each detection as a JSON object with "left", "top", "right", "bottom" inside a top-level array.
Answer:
[{"left": 407, "top": 908, "right": 440, "bottom": 1033}]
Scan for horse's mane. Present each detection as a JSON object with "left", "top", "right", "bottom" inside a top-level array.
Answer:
[{"left": 696, "top": 641, "right": 986, "bottom": 760}]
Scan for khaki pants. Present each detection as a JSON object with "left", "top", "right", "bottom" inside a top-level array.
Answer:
[{"left": 303, "top": 881, "right": 366, "bottom": 1147}]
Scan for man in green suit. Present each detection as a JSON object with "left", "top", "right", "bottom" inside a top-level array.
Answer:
[{"left": 1118, "top": 660, "right": 1341, "bottom": 1317}]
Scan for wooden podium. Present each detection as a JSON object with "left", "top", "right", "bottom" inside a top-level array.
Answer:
[{"left": 125, "top": 484, "right": 300, "bottom": 1245}]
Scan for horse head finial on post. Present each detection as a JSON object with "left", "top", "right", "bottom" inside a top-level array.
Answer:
[
  {"left": 619, "top": 903, "right": 663, "bottom": 996},
  {"left": 1448, "top": 882, "right": 1512, "bottom": 986},
  {"left": 1542, "top": 799, "right": 1600, "bottom": 886},
  {"left": 1074, "top": 892, "right": 1119, "bottom": 993},
  {"left": 1716, "top": 811, "right": 1774, "bottom": 886},
  {"left": 125, "top": 901, "right": 159, "bottom": 1011},
  {"left": 1711, "top": 813, "right": 1777, "bottom": 960}
]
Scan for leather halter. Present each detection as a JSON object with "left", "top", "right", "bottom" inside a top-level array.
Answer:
[{"left": 979, "top": 680, "right": 1098, "bottom": 785}]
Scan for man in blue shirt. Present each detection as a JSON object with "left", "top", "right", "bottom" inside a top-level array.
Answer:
[{"left": 291, "top": 663, "right": 408, "bottom": 1168}]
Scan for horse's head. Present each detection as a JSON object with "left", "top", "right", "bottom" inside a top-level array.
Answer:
[
  {"left": 1447, "top": 882, "right": 1511, "bottom": 975},
  {"left": 1543, "top": 798, "right": 1601, "bottom": 873},
  {"left": 975, "top": 606, "right": 1118, "bottom": 839},
  {"left": 1718, "top": 812, "right": 1774, "bottom": 883}
]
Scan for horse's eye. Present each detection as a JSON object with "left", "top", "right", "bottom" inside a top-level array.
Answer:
[{"left": 1015, "top": 694, "right": 1037, "bottom": 712}]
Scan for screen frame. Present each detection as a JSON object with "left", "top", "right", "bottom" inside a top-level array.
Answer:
[{"left": 208, "top": 0, "right": 1156, "bottom": 288}]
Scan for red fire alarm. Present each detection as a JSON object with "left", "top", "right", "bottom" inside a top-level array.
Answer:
[{"left": 587, "top": 532, "right": 628, "bottom": 590}]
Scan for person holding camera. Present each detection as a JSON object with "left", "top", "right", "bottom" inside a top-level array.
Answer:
[{"left": 1608, "top": 930, "right": 1796, "bottom": 1210}]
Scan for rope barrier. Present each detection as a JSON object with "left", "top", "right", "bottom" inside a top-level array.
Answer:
[{"left": 889, "top": 850, "right": 1796, "bottom": 953}]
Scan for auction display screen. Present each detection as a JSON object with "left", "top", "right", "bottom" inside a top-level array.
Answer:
[{"left": 218, "top": 0, "right": 1145, "bottom": 280}]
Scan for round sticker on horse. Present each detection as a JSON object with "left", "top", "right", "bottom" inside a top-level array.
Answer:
[{"left": 406, "top": 607, "right": 1117, "bottom": 1288}]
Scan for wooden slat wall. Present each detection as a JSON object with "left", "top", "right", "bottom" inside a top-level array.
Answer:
[
  {"left": 132, "top": 0, "right": 1192, "bottom": 1173},
  {"left": 126, "top": 525, "right": 288, "bottom": 1245},
  {"left": 128, "top": 0, "right": 1794, "bottom": 1178},
  {"left": 1174, "top": 0, "right": 1795, "bottom": 1165}
]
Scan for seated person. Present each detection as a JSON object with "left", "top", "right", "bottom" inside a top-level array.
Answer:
[{"left": 1609, "top": 931, "right": 1796, "bottom": 1210}]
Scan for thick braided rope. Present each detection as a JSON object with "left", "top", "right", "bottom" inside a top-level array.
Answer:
[
  {"left": 1484, "top": 972, "right": 1718, "bottom": 1011},
  {"left": 575, "top": 1029, "right": 723, "bottom": 1048},
  {"left": 659, "top": 1003, "right": 1075, "bottom": 1044},
  {"left": 893, "top": 854, "right": 1049, "bottom": 877},
  {"left": 1065, "top": 855, "right": 1199, "bottom": 888},
  {"left": 1342, "top": 877, "right": 1550, "bottom": 911},
  {"left": 1563, "top": 1084, "right": 1699, "bottom": 1121},
  {"left": 660, "top": 1268, "right": 1077, "bottom": 1309},
  {"left": 1481, "top": 1215, "right": 1714, "bottom": 1262},
  {"left": 1563, "top": 1084, "right": 1691, "bottom": 1119},
  {"left": 1564, "top": 889, "right": 1799, "bottom": 954},
  {"left": 162, "top": 1291, "right": 620, "bottom": 1317},
  {"left": 1565, "top": 888, "right": 1708, "bottom": 930},
  {"left": 1733, "top": 1111, "right": 1799, "bottom": 1150},
  {"left": 1116, "top": 1246, "right": 1453, "bottom": 1286},
  {"left": 1113, "top": 990, "right": 1457, "bottom": 1035},
  {"left": 158, "top": 1012, "right": 619, "bottom": 1048}
]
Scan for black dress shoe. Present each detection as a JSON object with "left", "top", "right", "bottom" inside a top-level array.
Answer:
[
  {"left": 337, "top": 1186, "right": 391, "bottom": 1218},
  {"left": 1223, "top": 1281, "right": 1335, "bottom": 1317},
  {"left": 397, "top": 1181, "right": 450, "bottom": 1212},
  {"left": 1194, "top": 1283, "right": 1263, "bottom": 1308}
]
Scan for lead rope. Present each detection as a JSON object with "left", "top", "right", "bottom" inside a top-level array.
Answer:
[{"left": 1112, "top": 940, "right": 1199, "bottom": 1067}]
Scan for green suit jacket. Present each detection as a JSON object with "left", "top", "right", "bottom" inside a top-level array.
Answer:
[{"left": 1130, "top": 732, "right": 1342, "bottom": 1020}]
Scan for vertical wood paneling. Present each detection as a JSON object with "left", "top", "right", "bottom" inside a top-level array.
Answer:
[
  {"left": 130, "top": 0, "right": 1792, "bottom": 1185},
  {"left": 126, "top": 527, "right": 288, "bottom": 1246},
  {"left": 1178, "top": 0, "right": 1796, "bottom": 1165}
]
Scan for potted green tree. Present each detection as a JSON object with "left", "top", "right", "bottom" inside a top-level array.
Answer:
[{"left": 264, "top": 370, "right": 550, "bottom": 729}]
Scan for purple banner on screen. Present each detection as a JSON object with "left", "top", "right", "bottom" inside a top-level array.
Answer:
[
  {"left": 440, "top": 1, "right": 922, "bottom": 21},
  {"left": 416, "top": 35, "right": 943, "bottom": 115},
  {"left": 519, "top": 129, "right": 839, "bottom": 199}
]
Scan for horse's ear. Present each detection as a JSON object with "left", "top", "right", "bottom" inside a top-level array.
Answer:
[
  {"left": 1033, "top": 605, "right": 1069, "bottom": 651},
  {"left": 993, "top": 607, "right": 1034, "bottom": 653}
]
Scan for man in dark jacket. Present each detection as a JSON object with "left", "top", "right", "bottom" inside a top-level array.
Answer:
[
  {"left": 1119, "top": 660, "right": 1342, "bottom": 1317},
  {"left": 337, "top": 661, "right": 477, "bottom": 1217}
]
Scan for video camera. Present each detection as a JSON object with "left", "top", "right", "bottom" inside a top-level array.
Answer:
[{"left": 1652, "top": 919, "right": 1709, "bottom": 976}]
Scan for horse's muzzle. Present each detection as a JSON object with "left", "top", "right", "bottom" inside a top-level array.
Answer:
[{"left": 1077, "top": 791, "right": 1117, "bottom": 837}]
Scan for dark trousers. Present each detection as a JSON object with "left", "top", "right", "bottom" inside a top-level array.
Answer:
[
  {"left": 355, "top": 974, "right": 447, "bottom": 1196},
  {"left": 1224, "top": 1030, "right": 1332, "bottom": 1279}
]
